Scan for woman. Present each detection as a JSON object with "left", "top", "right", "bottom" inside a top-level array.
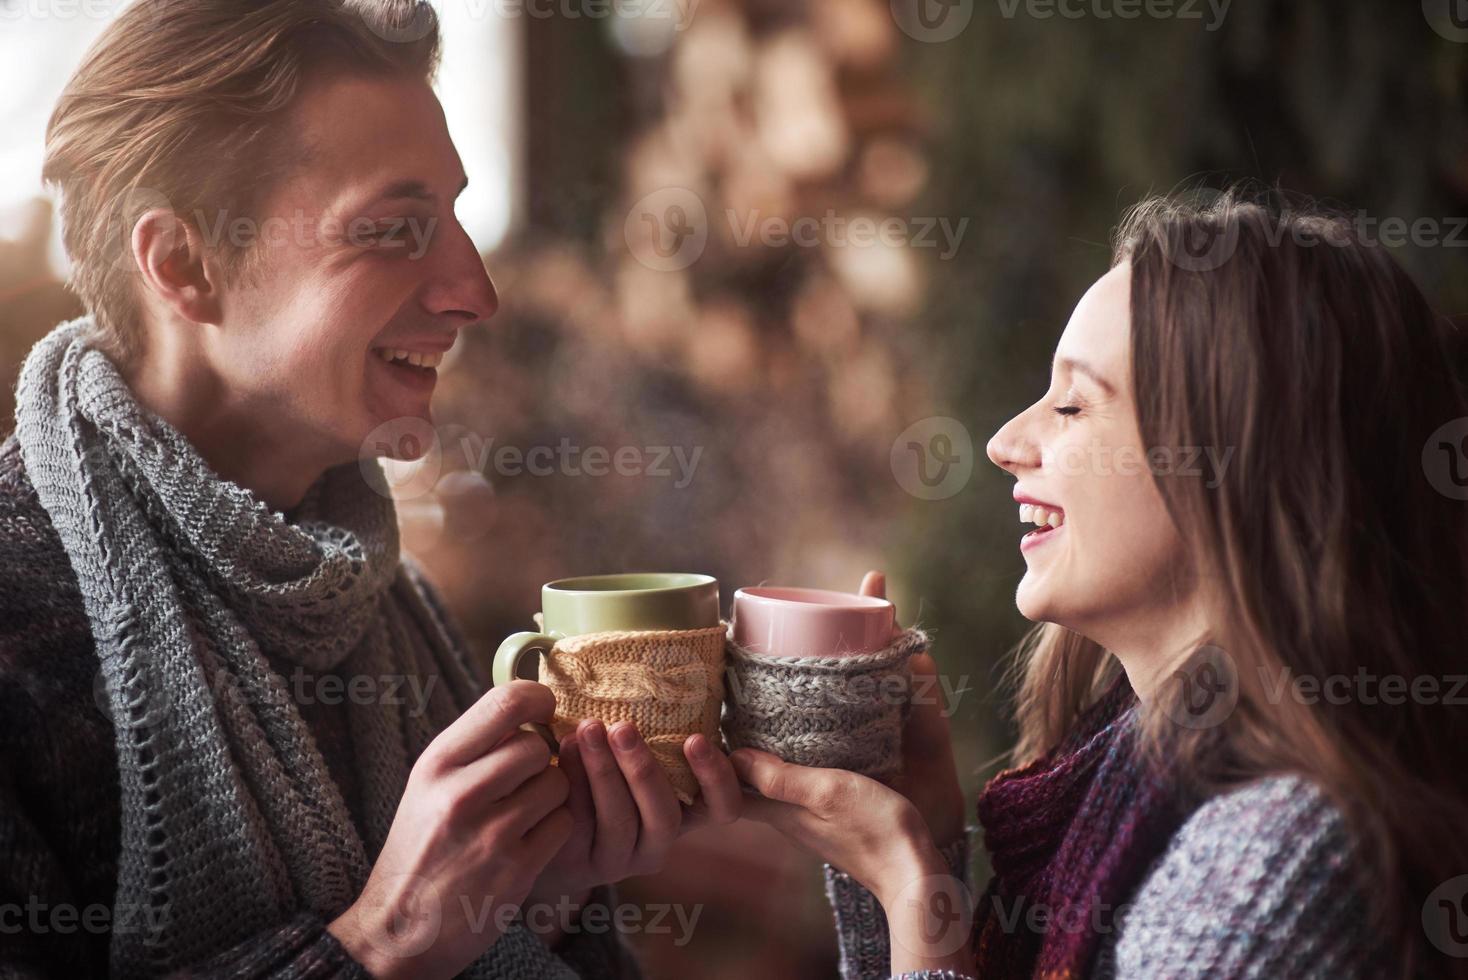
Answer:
[{"left": 732, "top": 191, "right": 1468, "bottom": 979}]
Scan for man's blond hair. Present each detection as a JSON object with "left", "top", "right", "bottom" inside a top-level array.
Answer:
[{"left": 43, "top": 0, "right": 441, "bottom": 366}]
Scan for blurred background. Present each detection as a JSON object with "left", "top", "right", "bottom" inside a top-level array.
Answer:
[{"left": 4, "top": 0, "right": 1467, "bottom": 976}]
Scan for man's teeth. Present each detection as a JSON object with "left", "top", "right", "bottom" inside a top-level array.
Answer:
[
  {"left": 1019, "top": 503, "right": 1065, "bottom": 529},
  {"left": 375, "top": 348, "right": 444, "bottom": 369}
]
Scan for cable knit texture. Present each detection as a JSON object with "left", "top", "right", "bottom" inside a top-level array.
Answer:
[
  {"left": 721, "top": 627, "right": 929, "bottom": 784},
  {"left": 539, "top": 625, "right": 727, "bottom": 805},
  {"left": 2, "top": 316, "right": 638, "bottom": 979}
]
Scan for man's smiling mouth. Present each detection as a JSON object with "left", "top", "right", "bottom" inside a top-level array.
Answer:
[{"left": 374, "top": 347, "right": 444, "bottom": 369}]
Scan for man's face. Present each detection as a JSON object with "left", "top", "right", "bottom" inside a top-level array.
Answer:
[{"left": 208, "top": 72, "right": 497, "bottom": 466}]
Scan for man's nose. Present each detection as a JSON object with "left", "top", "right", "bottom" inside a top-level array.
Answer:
[{"left": 422, "top": 219, "right": 499, "bottom": 325}]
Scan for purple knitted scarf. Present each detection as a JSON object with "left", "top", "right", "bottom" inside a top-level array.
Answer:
[{"left": 971, "top": 674, "right": 1186, "bottom": 979}]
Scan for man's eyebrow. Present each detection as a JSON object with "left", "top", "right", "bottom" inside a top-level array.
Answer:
[
  {"left": 363, "top": 175, "right": 470, "bottom": 205},
  {"left": 1055, "top": 355, "right": 1117, "bottom": 394}
]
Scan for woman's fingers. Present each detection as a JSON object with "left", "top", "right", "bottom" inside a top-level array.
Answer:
[
  {"left": 575, "top": 719, "right": 640, "bottom": 870},
  {"left": 737, "top": 789, "right": 809, "bottom": 836},
  {"left": 608, "top": 722, "right": 682, "bottom": 869},
  {"left": 680, "top": 734, "right": 742, "bottom": 831},
  {"left": 730, "top": 748, "right": 846, "bottom": 814},
  {"left": 859, "top": 569, "right": 902, "bottom": 640},
  {"left": 859, "top": 570, "right": 886, "bottom": 600}
]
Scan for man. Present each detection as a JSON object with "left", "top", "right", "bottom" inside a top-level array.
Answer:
[{"left": 0, "top": 1, "right": 741, "bottom": 976}]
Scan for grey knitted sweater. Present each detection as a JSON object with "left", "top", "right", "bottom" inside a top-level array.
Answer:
[
  {"left": 0, "top": 432, "right": 637, "bottom": 979},
  {"left": 822, "top": 773, "right": 1393, "bottom": 979}
]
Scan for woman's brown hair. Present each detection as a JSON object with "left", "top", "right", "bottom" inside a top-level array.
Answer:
[
  {"left": 1009, "top": 187, "right": 1468, "bottom": 975},
  {"left": 42, "top": 0, "right": 440, "bottom": 367}
]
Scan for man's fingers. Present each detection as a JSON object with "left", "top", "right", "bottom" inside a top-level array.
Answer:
[
  {"left": 454, "top": 728, "right": 552, "bottom": 809},
  {"left": 432, "top": 680, "right": 557, "bottom": 769},
  {"left": 520, "top": 805, "right": 575, "bottom": 868},
  {"left": 556, "top": 734, "right": 597, "bottom": 836},
  {"left": 498, "top": 764, "right": 571, "bottom": 839},
  {"left": 680, "top": 734, "right": 742, "bottom": 831},
  {"left": 576, "top": 720, "right": 639, "bottom": 868},
  {"left": 608, "top": 722, "right": 682, "bottom": 867}
]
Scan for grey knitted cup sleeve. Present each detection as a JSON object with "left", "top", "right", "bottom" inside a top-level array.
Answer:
[{"left": 721, "top": 627, "right": 930, "bottom": 784}]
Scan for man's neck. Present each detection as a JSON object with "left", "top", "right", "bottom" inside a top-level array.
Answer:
[{"left": 120, "top": 328, "right": 327, "bottom": 513}]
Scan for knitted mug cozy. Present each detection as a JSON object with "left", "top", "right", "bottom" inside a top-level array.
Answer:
[
  {"left": 721, "top": 626, "right": 930, "bottom": 784},
  {"left": 537, "top": 624, "right": 728, "bottom": 804}
]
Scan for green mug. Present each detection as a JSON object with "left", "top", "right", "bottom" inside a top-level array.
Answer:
[{"left": 493, "top": 573, "right": 722, "bottom": 751}]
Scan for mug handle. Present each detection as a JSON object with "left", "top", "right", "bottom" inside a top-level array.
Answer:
[{"left": 491, "top": 631, "right": 562, "bottom": 755}]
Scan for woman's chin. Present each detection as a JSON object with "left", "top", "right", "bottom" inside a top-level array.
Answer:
[{"left": 1014, "top": 573, "right": 1065, "bottom": 624}]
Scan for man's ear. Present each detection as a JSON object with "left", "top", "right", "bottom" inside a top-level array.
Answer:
[{"left": 130, "top": 208, "right": 224, "bottom": 325}]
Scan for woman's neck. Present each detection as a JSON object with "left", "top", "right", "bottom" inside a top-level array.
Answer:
[{"left": 1085, "top": 597, "right": 1213, "bottom": 702}]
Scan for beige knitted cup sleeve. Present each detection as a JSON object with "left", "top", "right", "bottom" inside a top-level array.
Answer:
[
  {"left": 539, "top": 624, "right": 728, "bottom": 805},
  {"left": 720, "top": 626, "right": 931, "bottom": 785}
]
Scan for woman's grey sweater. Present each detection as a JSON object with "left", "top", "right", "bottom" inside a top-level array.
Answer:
[{"left": 823, "top": 773, "right": 1394, "bottom": 979}]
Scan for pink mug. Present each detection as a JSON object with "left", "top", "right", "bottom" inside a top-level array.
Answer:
[{"left": 730, "top": 586, "right": 896, "bottom": 657}]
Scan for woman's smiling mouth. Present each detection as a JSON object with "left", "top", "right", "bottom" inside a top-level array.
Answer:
[{"left": 1015, "top": 494, "right": 1066, "bottom": 551}]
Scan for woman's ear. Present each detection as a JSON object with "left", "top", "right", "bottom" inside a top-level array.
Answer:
[{"left": 130, "top": 207, "right": 223, "bottom": 325}]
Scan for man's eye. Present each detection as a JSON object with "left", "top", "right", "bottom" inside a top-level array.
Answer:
[
  {"left": 372, "top": 223, "right": 410, "bottom": 247},
  {"left": 1054, "top": 405, "right": 1081, "bottom": 417}
]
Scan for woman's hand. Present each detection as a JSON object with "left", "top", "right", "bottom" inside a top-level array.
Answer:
[
  {"left": 520, "top": 719, "right": 742, "bottom": 946},
  {"left": 860, "top": 570, "right": 967, "bottom": 850},
  {"left": 730, "top": 570, "right": 974, "bottom": 975},
  {"left": 731, "top": 747, "right": 933, "bottom": 898},
  {"left": 731, "top": 749, "right": 974, "bottom": 975}
]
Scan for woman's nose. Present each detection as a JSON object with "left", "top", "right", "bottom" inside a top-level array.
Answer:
[{"left": 986, "top": 411, "right": 1040, "bottom": 475}]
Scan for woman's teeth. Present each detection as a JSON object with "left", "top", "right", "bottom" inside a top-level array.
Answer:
[
  {"left": 375, "top": 348, "right": 444, "bottom": 369},
  {"left": 1019, "top": 503, "right": 1065, "bottom": 529}
]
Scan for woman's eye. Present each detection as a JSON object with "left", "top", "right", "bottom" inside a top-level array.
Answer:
[{"left": 1054, "top": 405, "right": 1082, "bottom": 417}]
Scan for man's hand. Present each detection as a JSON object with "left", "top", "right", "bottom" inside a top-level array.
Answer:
[
  {"left": 519, "top": 719, "right": 742, "bottom": 947},
  {"left": 327, "top": 680, "right": 573, "bottom": 980}
]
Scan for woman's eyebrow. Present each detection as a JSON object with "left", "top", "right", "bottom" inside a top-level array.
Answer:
[{"left": 1054, "top": 355, "right": 1116, "bottom": 395}]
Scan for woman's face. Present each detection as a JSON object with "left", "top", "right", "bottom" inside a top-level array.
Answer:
[{"left": 986, "top": 262, "right": 1191, "bottom": 643}]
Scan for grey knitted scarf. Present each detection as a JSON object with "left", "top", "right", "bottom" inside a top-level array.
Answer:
[{"left": 14, "top": 317, "right": 564, "bottom": 979}]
